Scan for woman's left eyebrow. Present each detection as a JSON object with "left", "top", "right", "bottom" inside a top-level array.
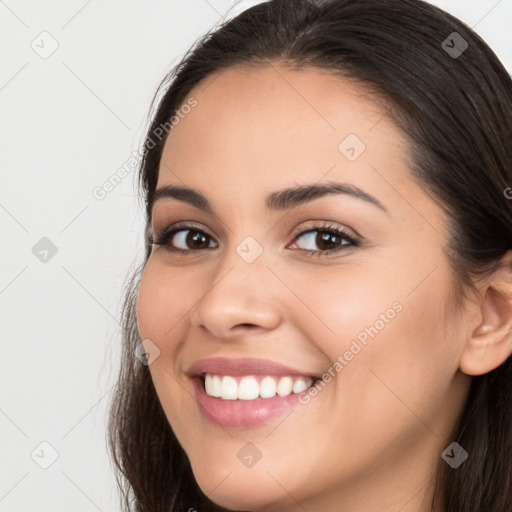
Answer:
[
  {"left": 266, "top": 182, "right": 388, "bottom": 213},
  {"left": 150, "top": 181, "right": 388, "bottom": 214}
]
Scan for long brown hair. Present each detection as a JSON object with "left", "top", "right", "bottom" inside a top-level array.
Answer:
[{"left": 107, "top": 1, "right": 512, "bottom": 510}]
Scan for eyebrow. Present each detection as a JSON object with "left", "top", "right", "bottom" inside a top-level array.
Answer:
[{"left": 151, "top": 181, "right": 388, "bottom": 214}]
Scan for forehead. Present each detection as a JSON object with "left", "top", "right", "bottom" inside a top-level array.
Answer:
[
  {"left": 162, "top": 64, "right": 394, "bottom": 158},
  {"left": 156, "top": 64, "right": 428, "bottom": 220}
]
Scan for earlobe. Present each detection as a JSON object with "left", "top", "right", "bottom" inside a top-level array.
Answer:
[{"left": 459, "top": 252, "right": 512, "bottom": 376}]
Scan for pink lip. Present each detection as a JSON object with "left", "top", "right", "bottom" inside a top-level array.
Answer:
[
  {"left": 187, "top": 357, "right": 320, "bottom": 429},
  {"left": 191, "top": 376, "right": 307, "bottom": 429},
  {"left": 186, "top": 357, "right": 321, "bottom": 379}
]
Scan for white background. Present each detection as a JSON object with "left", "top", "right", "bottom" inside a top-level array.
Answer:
[{"left": 1, "top": 1, "right": 511, "bottom": 510}]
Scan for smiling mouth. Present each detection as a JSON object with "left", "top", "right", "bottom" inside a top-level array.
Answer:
[{"left": 199, "top": 373, "right": 320, "bottom": 401}]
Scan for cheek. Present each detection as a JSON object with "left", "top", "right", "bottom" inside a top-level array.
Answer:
[
  {"left": 291, "top": 263, "right": 456, "bottom": 425},
  {"left": 136, "top": 261, "right": 156, "bottom": 339},
  {"left": 135, "top": 261, "right": 196, "bottom": 437},
  {"left": 299, "top": 256, "right": 454, "bottom": 370},
  {"left": 283, "top": 264, "right": 400, "bottom": 362},
  {"left": 136, "top": 259, "right": 187, "bottom": 342}
]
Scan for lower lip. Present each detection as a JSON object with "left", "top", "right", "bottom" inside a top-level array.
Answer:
[{"left": 191, "top": 376, "right": 307, "bottom": 429}]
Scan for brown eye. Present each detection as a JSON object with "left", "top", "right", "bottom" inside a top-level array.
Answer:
[
  {"left": 168, "top": 229, "right": 216, "bottom": 250},
  {"left": 151, "top": 227, "right": 218, "bottom": 252},
  {"left": 293, "top": 227, "right": 356, "bottom": 252},
  {"left": 179, "top": 230, "right": 211, "bottom": 249}
]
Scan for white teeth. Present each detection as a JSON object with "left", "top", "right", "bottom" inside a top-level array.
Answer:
[
  {"left": 203, "top": 374, "right": 314, "bottom": 400},
  {"left": 237, "top": 376, "right": 260, "bottom": 400},
  {"left": 205, "top": 374, "right": 222, "bottom": 397},
  {"left": 292, "top": 377, "right": 310, "bottom": 394},
  {"left": 221, "top": 376, "right": 238, "bottom": 400},
  {"left": 260, "top": 376, "right": 277, "bottom": 398},
  {"left": 276, "top": 376, "right": 293, "bottom": 397}
]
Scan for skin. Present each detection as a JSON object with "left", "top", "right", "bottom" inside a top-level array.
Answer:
[{"left": 136, "top": 64, "right": 512, "bottom": 512}]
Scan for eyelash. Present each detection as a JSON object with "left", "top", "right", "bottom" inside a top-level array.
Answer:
[{"left": 149, "top": 222, "right": 360, "bottom": 258}]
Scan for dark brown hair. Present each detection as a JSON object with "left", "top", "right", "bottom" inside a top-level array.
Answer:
[{"left": 107, "top": 1, "right": 512, "bottom": 510}]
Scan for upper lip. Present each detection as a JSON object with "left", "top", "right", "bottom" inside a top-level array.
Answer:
[{"left": 186, "top": 357, "right": 321, "bottom": 380}]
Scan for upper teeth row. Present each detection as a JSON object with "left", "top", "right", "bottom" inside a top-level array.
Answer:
[{"left": 204, "top": 374, "right": 314, "bottom": 400}]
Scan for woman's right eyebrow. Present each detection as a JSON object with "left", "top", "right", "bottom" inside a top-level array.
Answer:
[
  {"left": 150, "top": 182, "right": 388, "bottom": 214},
  {"left": 152, "top": 185, "right": 212, "bottom": 213}
]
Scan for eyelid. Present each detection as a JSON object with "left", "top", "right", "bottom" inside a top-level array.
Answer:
[
  {"left": 153, "top": 220, "right": 215, "bottom": 240},
  {"left": 289, "top": 220, "right": 358, "bottom": 242}
]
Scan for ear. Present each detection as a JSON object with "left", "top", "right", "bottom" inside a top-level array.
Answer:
[{"left": 459, "top": 251, "right": 512, "bottom": 376}]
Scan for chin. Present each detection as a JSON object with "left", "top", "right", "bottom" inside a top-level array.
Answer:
[{"left": 191, "top": 464, "right": 289, "bottom": 512}]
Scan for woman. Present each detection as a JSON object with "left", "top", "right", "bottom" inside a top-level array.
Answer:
[{"left": 107, "top": 0, "right": 512, "bottom": 510}]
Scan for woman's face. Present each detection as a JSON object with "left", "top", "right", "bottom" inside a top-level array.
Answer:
[{"left": 136, "top": 65, "right": 474, "bottom": 511}]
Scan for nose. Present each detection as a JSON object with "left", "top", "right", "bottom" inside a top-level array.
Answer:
[{"left": 188, "top": 246, "right": 282, "bottom": 340}]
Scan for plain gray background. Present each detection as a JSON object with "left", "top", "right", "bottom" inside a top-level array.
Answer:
[{"left": 1, "top": 1, "right": 511, "bottom": 510}]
